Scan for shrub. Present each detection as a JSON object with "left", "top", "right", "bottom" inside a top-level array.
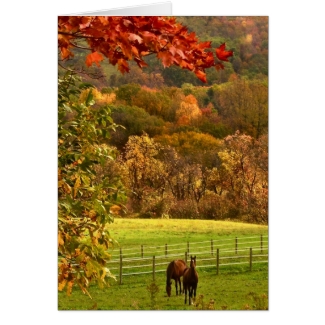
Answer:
[{"left": 169, "top": 199, "right": 199, "bottom": 219}]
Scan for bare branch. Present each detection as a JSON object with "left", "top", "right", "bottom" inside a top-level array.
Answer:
[
  {"left": 59, "top": 31, "right": 103, "bottom": 40},
  {"left": 59, "top": 62, "right": 105, "bottom": 80},
  {"left": 70, "top": 42, "right": 92, "bottom": 51}
]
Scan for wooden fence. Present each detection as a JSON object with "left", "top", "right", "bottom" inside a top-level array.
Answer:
[{"left": 106, "top": 235, "right": 268, "bottom": 284}]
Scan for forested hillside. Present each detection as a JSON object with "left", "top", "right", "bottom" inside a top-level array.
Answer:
[{"left": 59, "top": 16, "right": 268, "bottom": 225}]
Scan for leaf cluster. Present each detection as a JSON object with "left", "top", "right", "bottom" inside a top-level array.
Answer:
[{"left": 58, "top": 16, "right": 233, "bottom": 83}]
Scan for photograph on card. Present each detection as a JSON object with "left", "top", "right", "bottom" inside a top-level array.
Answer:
[{"left": 58, "top": 16, "right": 268, "bottom": 311}]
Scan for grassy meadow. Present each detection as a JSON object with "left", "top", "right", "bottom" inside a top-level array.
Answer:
[{"left": 58, "top": 218, "right": 268, "bottom": 310}]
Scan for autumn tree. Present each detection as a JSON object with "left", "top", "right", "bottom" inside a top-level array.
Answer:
[
  {"left": 176, "top": 94, "right": 202, "bottom": 126},
  {"left": 213, "top": 78, "right": 268, "bottom": 137},
  {"left": 58, "top": 16, "right": 233, "bottom": 83},
  {"left": 121, "top": 134, "right": 167, "bottom": 215},
  {"left": 249, "top": 80, "right": 268, "bottom": 138},
  {"left": 155, "top": 131, "right": 223, "bottom": 168},
  {"left": 79, "top": 86, "right": 116, "bottom": 105},
  {"left": 214, "top": 131, "right": 268, "bottom": 223}
]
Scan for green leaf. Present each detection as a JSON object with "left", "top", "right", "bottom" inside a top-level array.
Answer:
[
  {"left": 63, "top": 103, "right": 72, "bottom": 112},
  {"left": 86, "top": 90, "right": 94, "bottom": 106}
]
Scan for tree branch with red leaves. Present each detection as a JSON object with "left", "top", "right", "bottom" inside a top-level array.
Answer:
[{"left": 58, "top": 16, "right": 233, "bottom": 83}]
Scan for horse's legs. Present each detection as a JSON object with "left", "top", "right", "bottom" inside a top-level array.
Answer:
[
  {"left": 193, "top": 285, "right": 196, "bottom": 304},
  {"left": 175, "top": 279, "right": 178, "bottom": 295},
  {"left": 184, "top": 286, "right": 187, "bottom": 304},
  {"left": 179, "top": 278, "right": 182, "bottom": 294},
  {"left": 188, "top": 287, "right": 192, "bottom": 305}
]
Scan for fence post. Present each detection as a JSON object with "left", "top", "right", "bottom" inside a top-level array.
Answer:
[
  {"left": 165, "top": 243, "right": 167, "bottom": 257},
  {"left": 216, "top": 248, "right": 219, "bottom": 275},
  {"left": 235, "top": 237, "right": 238, "bottom": 254},
  {"left": 185, "top": 251, "right": 188, "bottom": 264},
  {"left": 261, "top": 235, "right": 263, "bottom": 253},
  {"left": 153, "top": 255, "right": 156, "bottom": 281},
  {"left": 250, "top": 247, "right": 253, "bottom": 271},
  {"left": 211, "top": 239, "right": 214, "bottom": 256},
  {"left": 141, "top": 245, "right": 144, "bottom": 258},
  {"left": 187, "top": 241, "right": 190, "bottom": 254},
  {"left": 119, "top": 248, "right": 122, "bottom": 285}
]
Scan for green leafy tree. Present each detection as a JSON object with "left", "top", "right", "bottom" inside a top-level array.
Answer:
[
  {"left": 115, "top": 83, "right": 141, "bottom": 106},
  {"left": 58, "top": 72, "right": 125, "bottom": 297},
  {"left": 110, "top": 104, "right": 165, "bottom": 149},
  {"left": 131, "top": 88, "right": 173, "bottom": 121},
  {"left": 213, "top": 78, "right": 268, "bottom": 137}
]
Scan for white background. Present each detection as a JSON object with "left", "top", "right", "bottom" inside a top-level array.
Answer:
[{"left": 1, "top": 1, "right": 324, "bottom": 324}]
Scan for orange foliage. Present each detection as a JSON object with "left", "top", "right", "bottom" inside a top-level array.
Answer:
[
  {"left": 184, "top": 94, "right": 198, "bottom": 105},
  {"left": 140, "top": 85, "right": 157, "bottom": 93},
  {"left": 177, "top": 115, "right": 190, "bottom": 126}
]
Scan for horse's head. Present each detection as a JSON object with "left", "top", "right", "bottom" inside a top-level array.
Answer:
[
  {"left": 166, "top": 282, "right": 172, "bottom": 297},
  {"left": 190, "top": 255, "right": 197, "bottom": 268}
]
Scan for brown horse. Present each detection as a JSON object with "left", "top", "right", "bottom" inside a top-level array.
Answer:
[
  {"left": 183, "top": 255, "right": 199, "bottom": 305},
  {"left": 166, "top": 259, "right": 187, "bottom": 297}
]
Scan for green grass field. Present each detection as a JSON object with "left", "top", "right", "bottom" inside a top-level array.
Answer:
[{"left": 58, "top": 218, "right": 268, "bottom": 310}]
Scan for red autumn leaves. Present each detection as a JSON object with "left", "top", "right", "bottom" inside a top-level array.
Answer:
[
  {"left": 215, "top": 43, "right": 234, "bottom": 71},
  {"left": 58, "top": 16, "right": 233, "bottom": 83}
]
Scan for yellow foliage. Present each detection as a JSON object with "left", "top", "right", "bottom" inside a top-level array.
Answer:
[
  {"left": 62, "top": 182, "right": 71, "bottom": 194},
  {"left": 245, "top": 34, "right": 253, "bottom": 44},
  {"left": 79, "top": 88, "right": 116, "bottom": 105},
  {"left": 58, "top": 231, "right": 64, "bottom": 247},
  {"left": 176, "top": 94, "right": 202, "bottom": 124},
  {"left": 73, "top": 176, "right": 81, "bottom": 198},
  {"left": 58, "top": 279, "right": 67, "bottom": 291},
  {"left": 88, "top": 210, "right": 96, "bottom": 219},
  {"left": 67, "top": 280, "right": 74, "bottom": 296}
]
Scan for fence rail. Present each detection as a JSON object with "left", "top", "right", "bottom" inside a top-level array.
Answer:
[{"left": 105, "top": 235, "right": 268, "bottom": 284}]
